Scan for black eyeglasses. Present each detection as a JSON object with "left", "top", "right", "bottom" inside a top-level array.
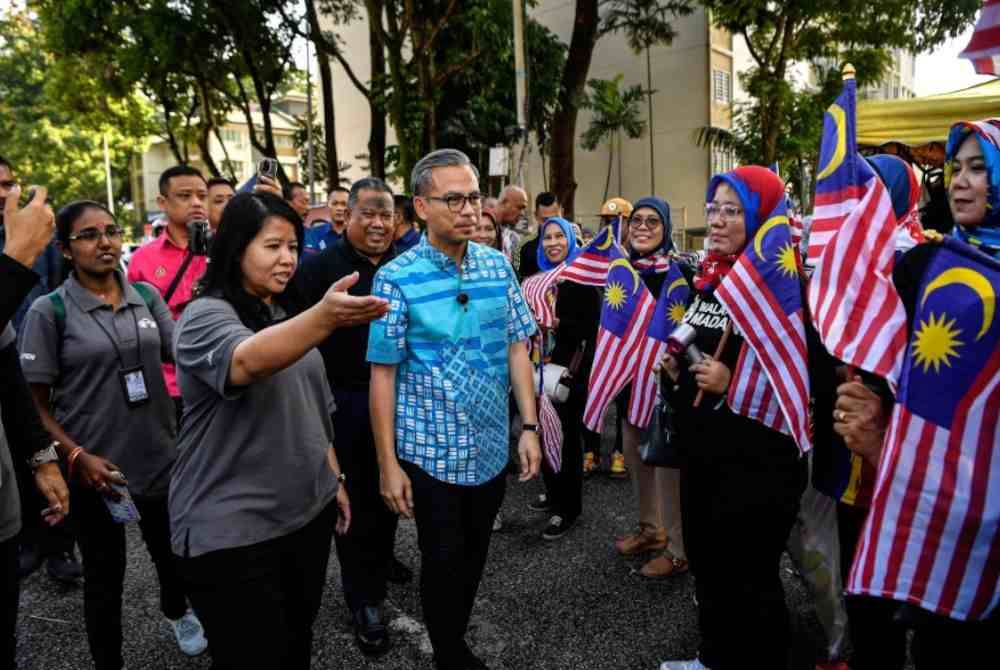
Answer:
[
  {"left": 629, "top": 216, "right": 662, "bottom": 230},
  {"left": 423, "top": 192, "right": 483, "bottom": 213},
  {"left": 69, "top": 225, "right": 125, "bottom": 242}
]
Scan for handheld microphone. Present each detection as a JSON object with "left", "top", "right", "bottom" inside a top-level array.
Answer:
[
  {"left": 457, "top": 292, "right": 469, "bottom": 306},
  {"left": 666, "top": 323, "right": 704, "bottom": 364}
]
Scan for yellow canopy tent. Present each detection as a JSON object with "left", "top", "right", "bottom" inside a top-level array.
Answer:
[{"left": 857, "top": 79, "right": 1000, "bottom": 165}]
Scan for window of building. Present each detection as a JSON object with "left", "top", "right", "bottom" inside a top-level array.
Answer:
[
  {"left": 712, "top": 69, "right": 732, "bottom": 104},
  {"left": 711, "top": 146, "right": 736, "bottom": 175},
  {"left": 221, "top": 129, "right": 244, "bottom": 148},
  {"left": 275, "top": 134, "right": 295, "bottom": 148},
  {"left": 222, "top": 160, "right": 245, "bottom": 179}
]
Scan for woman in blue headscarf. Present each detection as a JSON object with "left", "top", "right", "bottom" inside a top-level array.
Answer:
[
  {"left": 832, "top": 120, "right": 1000, "bottom": 668},
  {"left": 614, "top": 196, "right": 692, "bottom": 580},
  {"left": 530, "top": 216, "right": 601, "bottom": 540}
]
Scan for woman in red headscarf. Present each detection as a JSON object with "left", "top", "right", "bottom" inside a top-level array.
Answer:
[{"left": 657, "top": 167, "right": 828, "bottom": 670}]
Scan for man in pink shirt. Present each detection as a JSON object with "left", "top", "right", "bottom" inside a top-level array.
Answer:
[{"left": 127, "top": 165, "right": 209, "bottom": 419}]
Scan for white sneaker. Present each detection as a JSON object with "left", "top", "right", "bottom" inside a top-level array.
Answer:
[
  {"left": 170, "top": 609, "right": 208, "bottom": 656},
  {"left": 659, "top": 660, "right": 711, "bottom": 670}
]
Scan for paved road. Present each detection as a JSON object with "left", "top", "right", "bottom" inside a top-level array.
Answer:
[{"left": 16, "top": 462, "right": 840, "bottom": 670}]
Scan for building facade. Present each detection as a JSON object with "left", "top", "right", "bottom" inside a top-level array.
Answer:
[{"left": 134, "top": 98, "right": 306, "bottom": 221}]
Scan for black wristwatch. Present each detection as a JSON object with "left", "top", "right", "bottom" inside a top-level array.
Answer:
[{"left": 522, "top": 423, "right": 539, "bottom": 434}]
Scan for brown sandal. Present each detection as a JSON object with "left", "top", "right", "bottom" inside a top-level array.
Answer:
[{"left": 639, "top": 552, "right": 689, "bottom": 578}]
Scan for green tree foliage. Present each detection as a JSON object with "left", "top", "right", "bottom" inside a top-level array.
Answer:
[
  {"left": 702, "top": 0, "right": 982, "bottom": 169},
  {"left": 580, "top": 75, "right": 648, "bottom": 201},
  {"left": 0, "top": 12, "right": 152, "bottom": 211},
  {"left": 35, "top": 0, "right": 302, "bottom": 183}
]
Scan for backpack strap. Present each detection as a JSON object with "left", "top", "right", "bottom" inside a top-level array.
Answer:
[
  {"left": 130, "top": 282, "right": 157, "bottom": 311},
  {"left": 47, "top": 291, "right": 66, "bottom": 337}
]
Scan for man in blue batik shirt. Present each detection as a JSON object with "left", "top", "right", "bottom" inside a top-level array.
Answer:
[{"left": 368, "top": 149, "right": 541, "bottom": 670}]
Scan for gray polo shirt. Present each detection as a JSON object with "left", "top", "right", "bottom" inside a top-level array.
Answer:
[
  {"left": 0, "top": 325, "right": 22, "bottom": 542},
  {"left": 18, "top": 272, "right": 177, "bottom": 498},
  {"left": 170, "top": 297, "right": 338, "bottom": 558}
]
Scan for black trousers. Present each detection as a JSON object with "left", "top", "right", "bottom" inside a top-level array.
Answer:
[
  {"left": 331, "top": 389, "right": 399, "bottom": 612},
  {"left": 0, "top": 535, "right": 17, "bottom": 669},
  {"left": 401, "top": 461, "right": 506, "bottom": 669},
  {"left": 542, "top": 383, "right": 590, "bottom": 521},
  {"left": 74, "top": 488, "right": 188, "bottom": 670},
  {"left": 178, "top": 500, "right": 337, "bottom": 670},
  {"left": 16, "top": 465, "right": 74, "bottom": 558},
  {"left": 680, "top": 439, "right": 806, "bottom": 670}
]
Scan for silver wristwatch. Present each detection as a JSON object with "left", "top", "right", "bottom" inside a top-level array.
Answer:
[{"left": 29, "top": 442, "right": 59, "bottom": 471}]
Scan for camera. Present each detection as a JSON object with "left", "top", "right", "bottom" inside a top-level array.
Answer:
[
  {"left": 187, "top": 219, "right": 213, "bottom": 256},
  {"left": 666, "top": 323, "right": 705, "bottom": 364}
]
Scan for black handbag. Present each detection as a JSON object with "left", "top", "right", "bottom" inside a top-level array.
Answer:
[{"left": 638, "top": 396, "right": 682, "bottom": 468}]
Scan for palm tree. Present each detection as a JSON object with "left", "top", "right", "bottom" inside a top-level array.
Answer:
[{"left": 581, "top": 74, "right": 647, "bottom": 202}]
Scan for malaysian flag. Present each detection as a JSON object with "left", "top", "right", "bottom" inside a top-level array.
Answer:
[
  {"left": 961, "top": 0, "right": 1000, "bottom": 75},
  {"left": 807, "top": 74, "right": 909, "bottom": 385},
  {"left": 583, "top": 246, "right": 657, "bottom": 432},
  {"left": 521, "top": 226, "right": 619, "bottom": 328},
  {"left": 627, "top": 264, "right": 690, "bottom": 428},
  {"left": 715, "top": 180, "right": 813, "bottom": 453},
  {"left": 848, "top": 238, "right": 1000, "bottom": 620}
]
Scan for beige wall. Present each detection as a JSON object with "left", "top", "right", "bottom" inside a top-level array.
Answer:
[{"left": 526, "top": 3, "right": 720, "bottom": 248}]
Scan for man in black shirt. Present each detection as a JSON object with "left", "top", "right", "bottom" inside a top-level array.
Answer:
[
  {"left": 515, "top": 191, "right": 562, "bottom": 280},
  {"left": 294, "top": 176, "right": 406, "bottom": 657}
]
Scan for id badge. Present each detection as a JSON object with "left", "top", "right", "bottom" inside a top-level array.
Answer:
[
  {"left": 102, "top": 483, "right": 141, "bottom": 524},
  {"left": 119, "top": 365, "right": 150, "bottom": 408}
]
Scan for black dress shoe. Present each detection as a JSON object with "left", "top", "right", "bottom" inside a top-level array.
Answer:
[
  {"left": 46, "top": 551, "right": 83, "bottom": 585},
  {"left": 386, "top": 555, "right": 413, "bottom": 584},
  {"left": 17, "top": 543, "right": 43, "bottom": 579},
  {"left": 352, "top": 605, "right": 391, "bottom": 656}
]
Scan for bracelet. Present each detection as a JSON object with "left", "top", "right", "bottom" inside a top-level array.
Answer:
[{"left": 67, "top": 447, "right": 84, "bottom": 480}]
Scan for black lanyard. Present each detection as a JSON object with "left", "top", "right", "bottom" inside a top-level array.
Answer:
[{"left": 67, "top": 289, "right": 144, "bottom": 369}]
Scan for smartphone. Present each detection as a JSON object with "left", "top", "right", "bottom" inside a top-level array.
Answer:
[
  {"left": 257, "top": 158, "right": 278, "bottom": 181},
  {"left": 102, "top": 482, "right": 141, "bottom": 524}
]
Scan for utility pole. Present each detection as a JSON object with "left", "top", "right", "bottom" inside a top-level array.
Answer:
[
  {"left": 103, "top": 134, "right": 115, "bottom": 215},
  {"left": 306, "top": 39, "right": 315, "bottom": 202},
  {"left": 646, "top": 45, "right": 655, "bottom": 194},
  {"left": 512, "top": 0, "right": 529, "bottom": 188}
]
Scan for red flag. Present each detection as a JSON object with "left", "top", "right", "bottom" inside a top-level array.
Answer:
[{"left": 961, "top": 0, "right": 1000, "bottom": 76}]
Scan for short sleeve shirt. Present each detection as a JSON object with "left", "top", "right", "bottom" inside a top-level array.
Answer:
[
  {"left": 18, "top": 272, "right": 178, "bottom": 497},
  {"left": 127, "top": 232, "right": 208, "bottom": 396},
  {"left": 367, "top": 238, "right": 537, "bottom": 485},
  {"left": 170, "top": 297, "right": 338, "bottom": 557}
]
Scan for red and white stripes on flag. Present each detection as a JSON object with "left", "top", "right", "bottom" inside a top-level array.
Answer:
[
  {"left": 961, "top": 0, "right": 1000, "bottom": 76},
  {"left": 808, "top": 175, "right": 909, "bottom": 385},
  {"left": 808, "top": 183, "right": 866, "bottom": 263},
  {"left": 627, "top": 332, "right": 667, "bottom": 428},
  {"left": 538, "top": 393, "right": 563, "bottom": 472},
  {"left": 848, "top": 369, "right": 1000, "bottom": 620},
  {"left": 715, "top": 261, "right": 813, "bottom": 453},
  {"left": 727, "top": 344, "right": 789, "bottom": 435},
  {"left": 583, "top": 291, "right": 656, "bottom": 432},
  {"left": 521, "top": 246, "right": 616, "bottom": 329}
]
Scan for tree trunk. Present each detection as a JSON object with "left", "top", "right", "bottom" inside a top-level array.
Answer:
[
  {"left": 368, "top": 0, "right": 387, "bottom": 180},
  {"left": 306, "top": 0, "right": 340, "bottom": 190},
  {"left": 617, "top": 131, "right": 623, "bottom": 196},
  {"left": 603, "top": 138, "right": 612, "bottom": 203},
  {"left": 317, "top": 52, "right": 340, "bottom": 190},
  {"left": 548, "top": 0, "right": 600, "bottom": 219}
]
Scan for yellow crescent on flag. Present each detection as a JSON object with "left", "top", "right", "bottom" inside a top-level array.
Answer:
[
  {"left": 596, "top": 226, "right": 615, "bottom": 250},
  {"left": 921, "top": 267, "right": 996, "bottom": 340},
  {"left": 608, "top": 258, "right": 641, "bottom": 295},
  {"left": 666, "top": 277, "right": 687, "bottom": 296},
  {"left": 816, "top": 104, "right": 847, "bottom": 181},
  {"left": 753, "top": 215, "right": 789, "bottom": 260}
]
